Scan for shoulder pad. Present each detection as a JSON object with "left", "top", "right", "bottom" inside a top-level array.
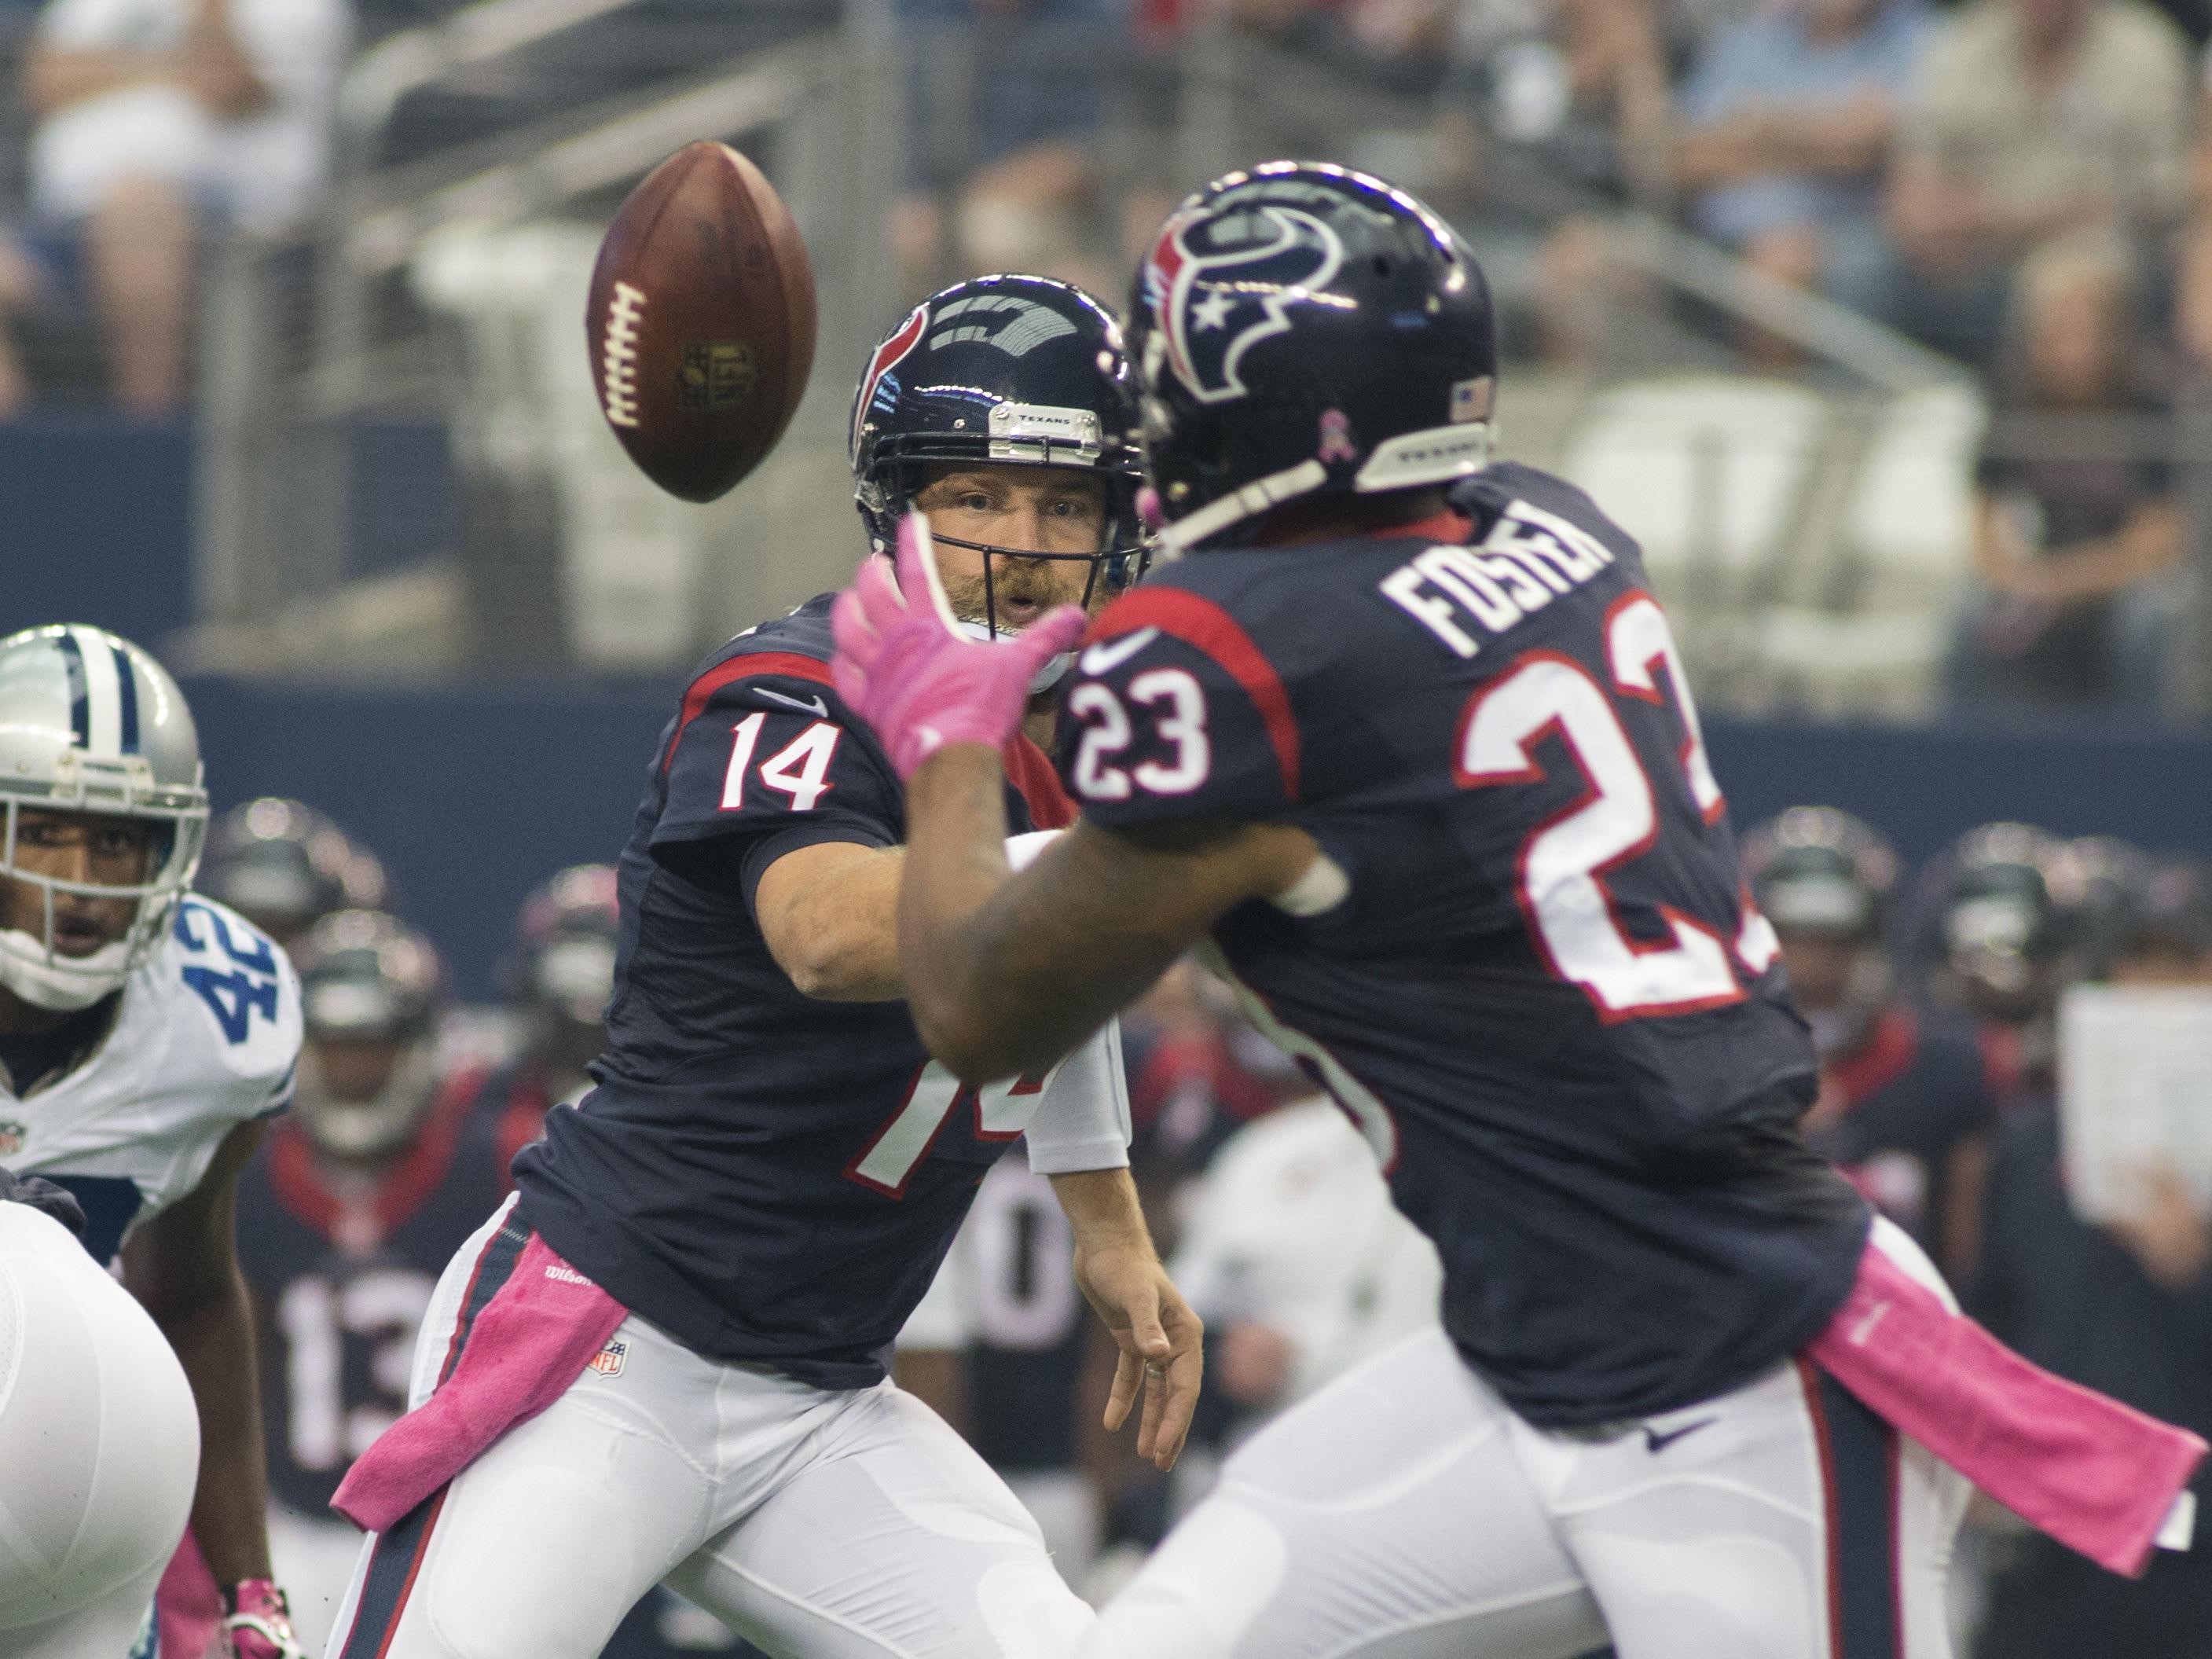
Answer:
[{"left": 162, "top": 896, "right": 305, "bottom": 1107}]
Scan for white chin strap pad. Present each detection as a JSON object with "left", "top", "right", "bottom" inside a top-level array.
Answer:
[
  {"left": 0, "top": 929, "right": 133, "bottom": 1011},
  {"left": 955, "top": 619, "right": 1077, "bottom": 695}
]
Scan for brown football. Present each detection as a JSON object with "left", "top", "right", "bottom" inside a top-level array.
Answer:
[{"left": 586, "top": 141, "right": 817, "bottom": 503}]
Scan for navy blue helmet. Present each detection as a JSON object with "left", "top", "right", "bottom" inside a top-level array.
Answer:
[
  {"left": 849, "top": 273, "right": 1146, "bottom": 633},
  {"left": 1128, "top": 161, "right": 1499, "bottom": 554},
  {"left": 1742, "top": 807, "right": 1899, "bottom": 945},
  {"left": 1914, "top": 822, "right": 2072, "bottom": 1020}
]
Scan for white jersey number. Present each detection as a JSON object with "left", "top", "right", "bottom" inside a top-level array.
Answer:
[
  {"left": 847, "top": 1061, "right": 1058, "bottom": 1197},
  {"left": 1068, "top": 670, "right": 1212, "bottom": 802},
  {"left": 276, "top": 1268, "right": 435, "bottom": 1472},
  {"left": 1456, "top": 600, "right": 1765, "bottom": 1020},
  {"left": 174, "top": 898, "right": 281, "bottom": 1046},
  {"left": 967, "top": 1164, "right": 1080, "bottom": 1349},
  {"left": 721, "top": 714, "right": 842, "bottom": 813}
]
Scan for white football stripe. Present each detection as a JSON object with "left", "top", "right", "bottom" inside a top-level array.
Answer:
[{"left": 74, "top": 627, "right": 123, "bottom": 758}]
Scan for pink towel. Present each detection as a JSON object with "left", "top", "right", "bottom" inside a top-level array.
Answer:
[
  {"left": 1810, "top": 1239, "right": 2206, "bottom": 1578},
  {"left": 332, "top": 1231, "right": 627, "bottom": 1533},
  {"left": 154, "top": 1528, "right": 222, "bottom": 1658}
]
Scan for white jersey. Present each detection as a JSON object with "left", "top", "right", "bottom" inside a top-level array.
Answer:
[
  {"left": 1, "top": 894, "right": 302, "bottom": 1261},
  {"left": 1171, "top": 1097, "right": 1443, "bottom": 1406}
]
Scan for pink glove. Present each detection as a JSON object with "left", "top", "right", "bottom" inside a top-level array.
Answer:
[
  {"left": 223, "top": 1580, "right": 308, "bottom": 1659},
  {"left": 831, "top": 512, "right": 1086, "bottom": 780}
]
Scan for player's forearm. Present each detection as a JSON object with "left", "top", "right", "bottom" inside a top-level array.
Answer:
[
  {"left": 1049, "top": 1167, "right": 1156, "bottom": 1253},
  {"left": 159, "top": 1264, "right": 275, "bottom": 1582},
  {"left": 900, "top": 748, "right": 1177, "bottom": 1082}
]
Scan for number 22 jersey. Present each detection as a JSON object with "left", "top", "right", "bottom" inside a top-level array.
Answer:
[{"left": 1058, "top": 462, "right": 1871, "bottom": 1428}]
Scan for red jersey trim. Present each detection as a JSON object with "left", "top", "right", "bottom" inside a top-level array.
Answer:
[
  {"left": 1827, "top": 1006, "right": 1919, "bottom": 1108},
  {"left": 1088, "top": 587, "right": 1301, "bottom": 799},
  {"left": 1003, "top": 732, "right": 1076, "bottom": 829},
  {"left": 266, "top": 1065, "right": 487, "bottom": 1246},
  {"left": 660, "top": 651, "right": 836, "bottom": 774},
  {"left": 1370, "top": 508, "right": 1473, "bottom": 543}
]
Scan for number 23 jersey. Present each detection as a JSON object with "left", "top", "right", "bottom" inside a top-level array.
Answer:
[
  {"left": 2, "top": 894, "right": 303, "bottom": 1263},
  {"left": 1058, "top": 462, "right": 1869, "bottom": 1429}
]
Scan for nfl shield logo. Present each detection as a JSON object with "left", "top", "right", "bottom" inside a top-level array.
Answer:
[
  {"left": 589, "top": 1339, "right": 628, "bottom": 1378},
  {"left": 0, "top": 1121, "right": 24, "bottom": 1157}
]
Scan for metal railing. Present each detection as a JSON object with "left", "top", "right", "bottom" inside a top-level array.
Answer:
[{"left": 185, "top": 6, "right": 2204, "bottom": 721}]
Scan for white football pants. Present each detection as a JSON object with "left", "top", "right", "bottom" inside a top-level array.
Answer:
[
  {"left": 0, "top": 1203, "right": 200, "bottom": 1659},
  {"left": 330, "top": 1196, "right": 1092, "bottom": 1659},
  {"left": 1090, "top": 1218, "right": 1971, "bottom": 1659}
]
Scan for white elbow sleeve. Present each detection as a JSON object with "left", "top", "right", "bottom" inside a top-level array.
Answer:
[
  {"left": 1001, "top": 829, "right": 1133, "bottom": 1173},
  {"left": 1024, "top": 1017, "right": 1133, "bottom": 1176}
]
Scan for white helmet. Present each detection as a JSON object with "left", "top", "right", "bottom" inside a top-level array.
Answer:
[{"left": 0, "top": 626, "right": 210, "bottom": 1010}]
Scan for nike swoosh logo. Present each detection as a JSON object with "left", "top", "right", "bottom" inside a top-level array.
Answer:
[
  {"left": 1642, "top": 1416, "right": 1718, "bottom": 1454},
  {"left": 1080, "top": 628, "right": 1160, "bottom": 677},
  {"left": 1847, "top": 1299, "right": 1891, "bottom": 1345},
  {"left": 755, "top": 688, "right": 830, "bottom": 718}
]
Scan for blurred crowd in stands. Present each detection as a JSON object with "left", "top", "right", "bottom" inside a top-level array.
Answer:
[
  {"left": 4, "top": 0, "right": 2210, "bottom": 719},
  {"left": 214, "top": 789, "right": 2212, "bottom": 1657}
]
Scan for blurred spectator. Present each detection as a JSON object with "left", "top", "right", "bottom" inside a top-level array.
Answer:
[
  {"left": 1443, "top": 0, "right": 1674, "bottom": 363},
  {"left": 1948, "top": 252, "right": 2182, "bottom": 714},
  {"left": 1744, "top": 808, "right": 2003, "bottom": 1280},
  {"left": 199, "top": 797, "right": 391, "bottom": 950},
  {"left": 1671, "top": 0, "right": 1933, "bottom": 362},
  {"left": 1887, "top": 0, "right": 2192, "bottom": 370},
  {"left": 2179, "top": 44, "right": 2212, "bottom": 366},
  {"left": 20, "top": 0, "right": 350, "bottom": 411},
  {"left": 1969, "top": 861, "right": 2212, "bottom": 1659},
  {"left": 891, "top": 0, "right": 1117, "bottom": 295},
  {"left": 0, "top": 234, "right": 36, "bottom": 414}
]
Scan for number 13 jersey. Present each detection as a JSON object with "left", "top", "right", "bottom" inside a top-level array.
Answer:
[{"left": 1058, "top": 462, "right": 1870, "bottom": 1428}]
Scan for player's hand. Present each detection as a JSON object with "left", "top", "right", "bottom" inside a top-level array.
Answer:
[
  {"left": 222, "top": 1580, "right": 308, "bottom": 1659},
  {"left": 831, "top": 512, "right": 1086, "bottom": 780},
  {"left": 1073, "top": 1236, "right": 1205, "bottom": 1472},
  {"left": 0, "top": 1165, "right": 85, "bottom": 1236},
  {"left": 2105, "top": 1163, "right": 2212, "bottom": 1293}
]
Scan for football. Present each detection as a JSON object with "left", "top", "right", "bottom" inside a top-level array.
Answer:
[{"left": 586, "top": 141, "right": 817, "bottom": 503}]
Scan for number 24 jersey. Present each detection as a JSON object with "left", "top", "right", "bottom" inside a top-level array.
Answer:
[{"left": 1058, "top": 462, "right": 1870, "bottom": 1428}]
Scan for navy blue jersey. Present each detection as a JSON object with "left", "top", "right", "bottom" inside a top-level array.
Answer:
[
  {"left": 1057, "top": 464, "right": 1869, "bottom": 1426},
  {"left": 513, "top": 596, "right": 1076, "bottom": 1389},
  {"left": 1806, "top": 1004, "right": 2001, "bottom": 1255},
  {"left": 237, "top": 1070, "right": 509, "bottom": 1515}
]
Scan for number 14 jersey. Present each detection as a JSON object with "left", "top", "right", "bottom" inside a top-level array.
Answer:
[{"left": 1058, "top": 461, "right": 1870, "bottom": 1428}]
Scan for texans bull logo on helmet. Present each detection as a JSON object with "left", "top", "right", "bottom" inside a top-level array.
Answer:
[{"left": 1142, "top": 204, "right": 1347, "bottom": 406}]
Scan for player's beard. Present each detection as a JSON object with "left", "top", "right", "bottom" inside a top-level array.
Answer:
[{"left": 938, "top": 556, "right": 1091, "bottom": 637}]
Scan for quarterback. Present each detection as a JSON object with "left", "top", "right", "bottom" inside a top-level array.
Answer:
[
  {"left": 0, "top": 623, "right": 307, "bottom": 1657},
  {"left": 329, "top": 275, "right": 1198, "bottom": 1659}
]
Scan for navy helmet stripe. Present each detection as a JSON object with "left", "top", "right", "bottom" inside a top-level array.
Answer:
[
  {"left": 53, "top": 629, "right": 89, "bottom": 748},
  {"left": 110, "top": 643, "right": 140, "bottom": 753}
]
